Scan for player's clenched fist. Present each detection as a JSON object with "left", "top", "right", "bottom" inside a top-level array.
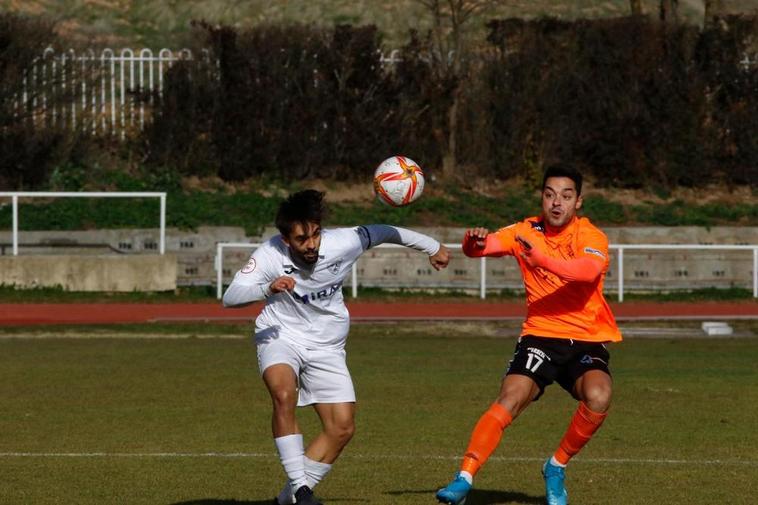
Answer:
[
  {"left": 464, "top": 227, "right": 489, "bottom": 249},
  {"left": 429, "top": 244, "right": 451, "bottom": 271},
  {"left": 269, "top": 276, "right": 296, "bottom": 294}
]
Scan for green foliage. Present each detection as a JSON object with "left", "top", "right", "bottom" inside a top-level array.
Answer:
[
  {"left": 630, "top": 200, "right": 758, "bottom": 226},
  {"left": 483, "top": 15, "right": 758, "bottom": 188},
  {"left": 581, "top": 195, "right": 628, "bottom": 224},
  {"left": 47, "top": 163, "right": 89, "bottom": 191},
  {"left": 1, "top": 184, "right": 757, "bottom": 233},
  {"left": 0, "top": 14, "right": 97, "bottom": 190}
]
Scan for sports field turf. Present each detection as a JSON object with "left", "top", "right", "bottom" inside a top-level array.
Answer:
[{"left": 0, "top": 322, "right": 756, "bottom": 504}]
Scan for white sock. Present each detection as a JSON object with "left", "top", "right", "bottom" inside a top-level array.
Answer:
[
  {"left": 304, "top": 456, "right": 332, "bottom": 487},
  {"left": 275, "top": 457, "right": 332, "bottom": 504},
  {"left": 459, "top": 470, "right": 473, "bottom": 484},
  {"left": 274, "top": 434, "right": 308, "bottom": 494},
  {"left": 550, "top": 455, "right": 567, "bottom": 468}
]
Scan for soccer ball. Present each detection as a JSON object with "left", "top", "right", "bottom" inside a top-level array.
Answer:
[{"left": 373, "top": 156, "right": 425, "bottom": 207}]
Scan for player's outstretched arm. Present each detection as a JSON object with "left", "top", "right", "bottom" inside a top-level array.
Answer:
[
  {"left": 516, "top": 235, "right": 604, "bottom": 282},
  {"left": 462, "top": 227, "right": 510, "bottom": 257},
  {"left": 359, "top": 224, "right": 440, "bottom": 256}
]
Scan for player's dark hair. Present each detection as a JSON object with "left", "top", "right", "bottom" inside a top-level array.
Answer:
[
  {"left": 275, "top": 189, "right": 328, "bottom": 236},
  {"left": 541, "top": 164, "right": 583, "bottom": 195}
]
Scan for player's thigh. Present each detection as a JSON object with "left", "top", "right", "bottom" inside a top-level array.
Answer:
[
  {"left": 298, "top": 348, "right": 356, "bottom": 406},
  {"left": 561, "top": 342, "right": 612, "bottom": 404},
  {"left": 257, "top": 338, "right": 302, "bottom": 403},
  {"left": 504, "top": 336, "right": 560, "bottom": 402},
  {"left": 257, "top": 337, "right": 303, "bottom": 376},
  {"left": 262, "top": 364, "right": 298, "bottom": 398}
]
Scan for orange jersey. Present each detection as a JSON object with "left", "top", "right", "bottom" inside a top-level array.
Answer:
[{"left": 464, "top": 216, "right": 622, "bottom": 343}]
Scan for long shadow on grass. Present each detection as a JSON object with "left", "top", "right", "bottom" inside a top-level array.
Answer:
[
  {"left": 169, "top": 500, "right": 272, "bottom": 505},
  {"left": 388, "top": 488, "right": 543, "bottom": 504},
  {"left": 169, "top": 499, "right": 364, "bottom": 505}
]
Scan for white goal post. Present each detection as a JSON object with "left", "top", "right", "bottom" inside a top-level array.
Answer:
[{"left": 0, "top": 192, "right": 167, "bottom": 255}]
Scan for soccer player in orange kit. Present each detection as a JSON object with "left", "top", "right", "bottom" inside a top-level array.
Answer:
[{"left": 436, "top": 164, "right": 622, "bottom": 505}]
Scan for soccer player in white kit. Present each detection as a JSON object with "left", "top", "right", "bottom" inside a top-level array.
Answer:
[{"left": 223, "top": 190, "right": 450, "bottom": 505}]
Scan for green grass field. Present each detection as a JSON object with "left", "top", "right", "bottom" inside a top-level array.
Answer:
[{"left": 1, "top": 322, "right": 757, "bottom": 504}]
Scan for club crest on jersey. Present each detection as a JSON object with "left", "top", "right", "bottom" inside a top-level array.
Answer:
[
  {"left": 283, "top": 266, "right": 297, "bottom": 274},
  {"left": 294, "top": 282, "right": 343, "bottom": 304},
  {"left": 241, "top": 258, "right": 256, "bottom": 274},
  {"left": 529, "top": 220, "right": 545, "bottom": 233},
  {"left": 328, "top": 259, "right": 343, "bottom": 274}
]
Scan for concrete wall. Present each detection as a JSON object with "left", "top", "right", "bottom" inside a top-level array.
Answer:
[
  {"left": 0, "top": 225, "right": 755, "bottom": 293},
  {"left": 0, "top": 254, "right": 177, "bottom": 291}
]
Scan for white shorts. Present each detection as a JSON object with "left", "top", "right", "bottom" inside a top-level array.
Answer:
[{"left": 256, "top": 335, "right": 356, "bottom": 407}]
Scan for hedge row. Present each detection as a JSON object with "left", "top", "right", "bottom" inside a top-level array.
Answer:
[
  {"left": 144, "top": 15, "right": 758, "bottom": 187},
  {"left": 2, "top": 14, "right": 757, "bottom": 189}
]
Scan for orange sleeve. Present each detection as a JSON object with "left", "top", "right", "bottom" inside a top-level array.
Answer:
[
  {"left": 526, "top": 228, "right": 608, "bottom": 282},
  {"left": 576, "top": 228, "right": 610, "bottom": 269},
  {"left": 530, "top": 253, "right": 604, "bottom": 282},
  {"left": 462, "top": 225, "right": 517, "bottom": 258}
]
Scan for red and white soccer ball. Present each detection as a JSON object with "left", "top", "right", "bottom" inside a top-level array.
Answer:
[{"left": 373, "top": 156, "right": 425, "bottom": 207}]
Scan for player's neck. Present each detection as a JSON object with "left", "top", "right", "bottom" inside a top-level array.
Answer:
[{"left": 544, "top": 215, "right": 577, "bottom": 236}]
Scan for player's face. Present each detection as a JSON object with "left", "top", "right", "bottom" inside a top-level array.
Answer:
[
  {"left": 283, "top": 221, "right": 321, "bottom": 265},
  {"left": 541, "top": 176, "right": 582, "bottom": 230}
]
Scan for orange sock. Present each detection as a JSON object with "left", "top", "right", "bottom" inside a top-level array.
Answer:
[
  {"left": 553, "top": 402, "right": 607, "bottom": 465},
  {"left": 460, "top": 403, "right": 513, "bottom": 476}
]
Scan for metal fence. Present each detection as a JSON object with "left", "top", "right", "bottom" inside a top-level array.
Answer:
[
  {"left": 16, "top": 48, "right": 424, "bottom": 139},
  {"left": 215, "top": 242, "right": 758, "bottom": 301},
  {"left": 17, "top": 47, "right": 758, "bottom": 140},
  {"left": 17, "top": 48, "right": 208, "bottom": 138}
]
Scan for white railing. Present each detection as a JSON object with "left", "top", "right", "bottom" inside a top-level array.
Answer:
[
  {"left": 19, "top": 48, "right": 203, "bottom": 138},
  {"left": 215, "top": 242, "right": 758, "bottom": 301},
  {"left": 612, "top": 244, "right": 758, "bottom": 302},
  {"left": 0, "top": 192, "right": 167, "bottom": 255}
]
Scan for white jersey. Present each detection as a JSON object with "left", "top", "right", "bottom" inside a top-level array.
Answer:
[{"left": 223, "top": 225, "right": 440, "bottom": 350}]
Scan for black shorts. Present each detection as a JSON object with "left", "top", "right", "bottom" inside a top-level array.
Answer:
[{"left": 505, "top": 335, "right": 611, "bottom": 401}]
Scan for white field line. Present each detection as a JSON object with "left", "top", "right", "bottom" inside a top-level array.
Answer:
[{"left": 0, "top": 452, "right": 756, "bottom": 466}]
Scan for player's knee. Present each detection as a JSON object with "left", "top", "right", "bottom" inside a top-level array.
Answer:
[
  {"left": 270, "top": 389, "right": 298, "bottom": 411},
  {"left": 497, "top": 382, "right": 537, "bottom": 418},
  {"left": 583, "top": 383, "right": 612, "bottom": 412},
  {"left": 327, "top": 420, "right": 355, "bottom": 445}
]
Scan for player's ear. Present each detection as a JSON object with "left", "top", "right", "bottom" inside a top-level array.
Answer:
[{"left": 575, "top": 194, "right": 583, "bottom": 211}]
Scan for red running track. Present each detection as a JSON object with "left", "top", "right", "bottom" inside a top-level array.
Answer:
[{"left": 0, "top": 301, "right": 757, "bottom": 325}]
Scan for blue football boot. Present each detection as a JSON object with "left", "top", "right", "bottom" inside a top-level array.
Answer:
[
  {"left": 542, "top": 459, "right": 568, "bottom": 505},
  {"left": 436, "top": 472, "right": 472, "bottom": 505}
]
